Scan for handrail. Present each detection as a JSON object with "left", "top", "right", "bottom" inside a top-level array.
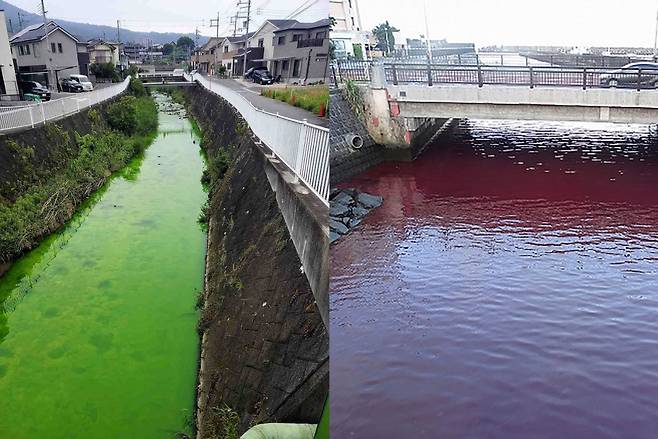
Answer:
[
  {"left": 0, "top": 77, "right": 130, "bottom": 134},
  {"left": 189, "top": 73, "right": 329, "bottom": 206}
]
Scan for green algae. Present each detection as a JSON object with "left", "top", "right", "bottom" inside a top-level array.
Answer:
[{"left": 0, "top": 94, "right": 206, "bottom": 438}]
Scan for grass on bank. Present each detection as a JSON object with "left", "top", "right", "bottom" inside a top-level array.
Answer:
[
  {"left": 260, "top": 86, "right": 329, "bottom": 117},
  {"left": 0, "top": 77, "right": 158, "bottom": 263}
]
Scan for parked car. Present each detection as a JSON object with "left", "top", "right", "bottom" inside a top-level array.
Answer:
[
  {"left": 244, "top": 66, "right": 267, "bottom": 80},
  {"left": 600, "top": 62, "right": 658, "bottom": 88},
  {"left": 251, "top": 69, "right": 275, "bottom": 85},
  {"left": 19, "top": 81, "right": 51, "bottom": 101},
  {"left": 61, "top": 78, "right": 84, "bottom": 93},
  {"left": 69, "top": 74, "right": 94, "bottom": 91}
]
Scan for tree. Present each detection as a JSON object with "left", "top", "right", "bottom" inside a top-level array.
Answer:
[
  {"left": 372, "top": 21, "right": 399, "bottom": 55},
  {"left": 162, "top": 43, "right": 175, "bottom": 56},
  {"left": 176, "top": 36, "right": 194, "bottom": 51}
]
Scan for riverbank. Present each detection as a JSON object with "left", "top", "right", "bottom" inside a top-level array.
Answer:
[
  {"left": 0, "top": 92, "right": 206, "bottom": 438},
  {"left": 178, "top": 85, "right": 328, "bottom": 437},
  {"left": 0, "top": 77, "right": 157, "bottom": 269}
]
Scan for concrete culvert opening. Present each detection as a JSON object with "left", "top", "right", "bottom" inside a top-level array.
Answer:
[{"left": 345, "top": 134, "right": 364, "bottom": 150}]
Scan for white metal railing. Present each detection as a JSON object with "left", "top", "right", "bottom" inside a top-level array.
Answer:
[
  {"left": 189, "top": 73, "right": 329, "bottom": 205},
  {"left": 0, "top": 78, "right": 130, "bottom": 134}
]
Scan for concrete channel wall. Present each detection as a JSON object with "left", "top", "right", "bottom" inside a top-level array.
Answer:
[{"left": 181, "top": 85, "right": 328, "bottom": 437}]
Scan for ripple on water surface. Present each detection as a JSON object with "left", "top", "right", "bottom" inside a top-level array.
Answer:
[{"left": 331, "top": 119, "right": 658, "bottom": 439}]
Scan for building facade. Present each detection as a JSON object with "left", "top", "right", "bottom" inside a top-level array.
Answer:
[
  {"left": 10, "top": 21, "right": 82, "bottom": 89},
  {"left": 330, "top": 0, "right": 366, "bottom": 59},
  {"left": 270, "top": 19, "right": 330, "bottom": 84},
  {"left": 0, "top": 10, "right": 19, "bottom": 99},
  {"left": 87, "top": 39, "right": 120, "bottom": 65}
]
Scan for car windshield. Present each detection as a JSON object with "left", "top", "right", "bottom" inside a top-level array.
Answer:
[{"left": 77, "top": 75, "right": 89, "bottom": 82}]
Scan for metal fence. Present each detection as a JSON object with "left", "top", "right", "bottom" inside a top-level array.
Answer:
[
  {"left": 190, "top": 73, "right": 329, "bottom": 205},
  {"left": 0, "top": 78, "right": 130, "bottom": 134},
  {"left": 382, "top": 64, "right": 658, "bottom": 90}
]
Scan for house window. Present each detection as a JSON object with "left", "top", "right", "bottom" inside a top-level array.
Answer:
[
  {"left": 224, "top": 45, "right": 229, "bottom": 53},
  {"left": 292, "top": 34, "right": 304, "bottom": 42},
  {"left": 282, "top": 60, "right": 289, "bottom": 70},
  {"left": 258, "top": 38, "right": 264, "bottom": 48},
  {"left": 277, "top": 36, "right": 285, "bottom": 45},
  {"left": 292, "top": 59, "right": 300, "bottom": 77},
  {"left": 316, "top": 31, "right": 326, "bottom": 39},
  {"left": 51, "top": 42, "right": 56, "bottom": 53},
  {"left": 57, "top": 43, "right": 63, "bottom": 53},
  {"left": 18, "top": 46, "right": 24, "bottom": 56}
]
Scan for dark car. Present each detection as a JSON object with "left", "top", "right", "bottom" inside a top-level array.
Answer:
[
  {"left": 600, "top": 62, "right": 658, "bottom": 88},
  {"left": 251, "top": 69, "right": 274, "bottom": 85},
  {"left": 244, "top": 66, "right": 267, "bottom": 80},
  {"left": 20, "top": 81, "right": 51, "bottom": 101},
  {"left": 61, "top": 78, "right": 83, "bottom": 93}
]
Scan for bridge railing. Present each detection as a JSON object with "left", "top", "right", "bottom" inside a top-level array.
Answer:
[
  {"left": 383, "top": 63, "right": 658, "bottom": 90},
  {"left": 190, "top": 73, "right": 329, "bottom": 205},
  {"left": 0, "top": 78, "right": 130, "bottom": 134}
]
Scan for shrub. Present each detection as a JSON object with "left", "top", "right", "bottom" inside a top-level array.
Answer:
[
  {"left": 106, "top": 96, "right": 138, "bottom": 135},
  {"left": 128, "top": 76, "right": 148, "bottom": 97}
]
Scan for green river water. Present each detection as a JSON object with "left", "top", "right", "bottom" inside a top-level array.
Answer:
[{"left": 0, "top": 94, "right": 207, "bottom": 438}]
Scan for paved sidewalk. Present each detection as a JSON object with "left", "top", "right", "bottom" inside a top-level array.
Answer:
[{"left": 203, "top": 76, "right": 328, "bottom": 128}]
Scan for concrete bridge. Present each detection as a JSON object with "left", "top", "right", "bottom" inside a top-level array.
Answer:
[
  {"left": 334, "top": 61, "right": 658, "bottom": 150},
  {"left": 371, "top": 63, "right": 658, "bottom": 124}
]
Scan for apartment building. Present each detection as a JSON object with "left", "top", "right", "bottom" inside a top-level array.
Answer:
[
  {"left": 330, "top": 0, "right": 366, "bottom": 59},
  {"left": 0, "top": 10, "right": 19, "bottom": 99},
  {"left": 269, "top": 19, "right": 330, "bottom": 84}
]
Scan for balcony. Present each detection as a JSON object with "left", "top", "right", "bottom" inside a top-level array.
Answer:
[{"left": 297, "top": 38, "right": 326, "bottom": 49}]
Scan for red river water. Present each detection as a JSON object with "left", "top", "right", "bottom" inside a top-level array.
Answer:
[{"left": 331, "top": 119, "right": 658, "bottom": 438}]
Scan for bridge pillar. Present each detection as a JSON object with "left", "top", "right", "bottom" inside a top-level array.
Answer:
[{"left": 370, "top": 63, "right": 387, "bottom": 89}]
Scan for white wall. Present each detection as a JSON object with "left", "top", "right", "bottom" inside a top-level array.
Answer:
[{"left": 0, "top": 11, "right": 18, "bottom": 97}]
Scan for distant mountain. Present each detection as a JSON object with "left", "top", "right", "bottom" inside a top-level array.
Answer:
[{"left": 0, "top": 0, "right": 208, "bottom": 45}]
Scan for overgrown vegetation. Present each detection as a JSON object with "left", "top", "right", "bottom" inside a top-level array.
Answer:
[
  {"left": 0, "top": 78, "right": 157, "bottom": 263},
  {"left": 260, "top": 86, "right": 329, "bottom": 116},
  {"left": 90, "top": 62, "right": 120, "bottom": 82},
  {"left": 343, "top": 79, "right": 365, "bottom": 119}
]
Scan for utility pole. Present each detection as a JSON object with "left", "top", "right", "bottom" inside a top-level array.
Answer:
[
  {"left": 423, "top": 0, "right": 432, "bottom": 61},
  {"left": 17, "top": 12, "right": 23, "bottom": 30},
  {"left": 209, "top": 12, "right": 220, "bottom": 76},
  {"left": 654, "top": 8, "right": 658, "bottom": 61},
  {"left": 234, "top": 0, "right": 252, "bottom": 76},
  {"left": 40, "top": 0, "right": 53, "bottom": 90},
  {"left": 117, "top": 20, "right": 122, "bottom": 70},
  {"left": 8, "top": 19, "right": 13, "bottom": 34}
]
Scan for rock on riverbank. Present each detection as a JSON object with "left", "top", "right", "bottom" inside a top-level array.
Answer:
[{"left": 329, "top": 188, "right": 383, "bottom": 244}]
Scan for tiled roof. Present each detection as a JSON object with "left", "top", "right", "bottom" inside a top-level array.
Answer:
[
  {"left": 10, "top": 21, "right": 79, "bottom": 44},
  {"left": 273, "top": 18, "right": 331, "bottom": 33}
]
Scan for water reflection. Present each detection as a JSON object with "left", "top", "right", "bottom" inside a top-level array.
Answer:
[{"left": 331, "top": 119, "right": 658, "bottom": 439}]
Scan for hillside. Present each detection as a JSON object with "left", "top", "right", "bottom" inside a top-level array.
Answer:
[{"left": 0, "top": 0, "right": 208, "bottom": 45}]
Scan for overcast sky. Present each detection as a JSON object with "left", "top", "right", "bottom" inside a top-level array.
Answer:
[
  {"left": 9, "top": 0, "right": 327, "bottom": 36},
  {"left": 358, "top": 0, "right": 658, "bottom": 48}
]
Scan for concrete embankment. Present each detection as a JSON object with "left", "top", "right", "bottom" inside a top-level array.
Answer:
[{"left": 180, "top": 85, "right": 328, "bottom": 437}]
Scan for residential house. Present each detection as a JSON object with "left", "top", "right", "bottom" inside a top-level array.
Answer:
[
  {"left": 192, "top": 37, "right": 222, "bottom": 74},
  {"left": 215, "top": 36, "right": 246, "bottom": 75},
  {"left": 245, "top": 19, "right": 297, "bottom": 74},
  {"left": 270, "top": 19, "right": 330, "bottom": 84},
  {"left": 87, "top": 39, "right": 120, "bottom": 65},
  {"left": 330, "top": 0, "right": 367, "bottom": 59},
  {"left": 77, "top": 42, "right": 90, "bottom": 76},
  {"left": 230, "top": 32, "right": 257, "bottom": 77},
  {"left": 0, "top": 10, "right": 19, "bottom": 100},
  {"left": 10, "top": 21, "right": 82, "bottom": 89}
]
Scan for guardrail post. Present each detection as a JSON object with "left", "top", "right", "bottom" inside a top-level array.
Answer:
[
  {"left": 294, "top": 119, "right": 308, "bottom": 182},
  {"left": 392, "top": 64, "right": 398, "bottom": 85},
  {"left": 638, "top": 69, "right": 642, "bottom": 91},
  {"left": 427, "top": 57, "right": 433, "bottom": 86},
  {"left": 582, "top": 68, "right": 587, "bottom": 90},
  {"left": 40, "top": 103, "right": 45, "bottom": 124},
  {"left": 331, "top": 64, "right": 338, "bottom": 86},
  {"left": 29, "top": 106, "right": 34, "bottom": 127},
  {"left": 61, "top": 99, "right": 66, "bottom": 116},
  {"left": 529, "top": 66, "right": 534, "bottom": 89},
  {"left": 477, "top": 59, "right": 483, "bottom": 88}
]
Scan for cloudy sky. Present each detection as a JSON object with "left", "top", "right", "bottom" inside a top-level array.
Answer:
[
  {"left": 358, "top": 0, "right": 658, "bottom": 48},
  {"left": 9, "top": 0, "right": 328, "bottom": 36}
]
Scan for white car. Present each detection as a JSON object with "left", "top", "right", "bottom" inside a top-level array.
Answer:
[{"left": 68, "top": 74, "right": 94, "bottom": 91}]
